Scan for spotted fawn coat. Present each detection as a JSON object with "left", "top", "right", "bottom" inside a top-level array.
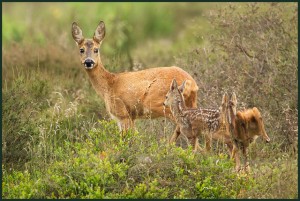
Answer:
[{"left": 163, "top": 79, "right": 238, "bottom": 164}]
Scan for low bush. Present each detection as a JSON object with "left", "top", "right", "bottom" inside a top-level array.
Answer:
[{"left": 3, "top": 120, "right": 259, "bottom": 199}]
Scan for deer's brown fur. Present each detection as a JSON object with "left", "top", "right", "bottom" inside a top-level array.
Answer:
[
  {"left": 72, "top": 21, "right": 199, "bottom": 132},
  {"left": 227, "top": 92, "right": 270, "bottom": 171},
  {"left": 163, "top": 79, "right": 240, "bottom": 168}
]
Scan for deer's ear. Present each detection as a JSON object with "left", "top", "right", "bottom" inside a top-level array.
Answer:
[
  {"left": 230, "top": 92, "right": 237, "bottom": 106},
  {"left": 93, "top": 21, "right": 106, "bottom": 44},
  {"left": 170, "top": 79, "right": 178, "bottom": 91},
  {"left": 72, "top": 22, "right": 84, "bottom": 45},
  {"left": 222, "top": 92, "right": 229, "bottom": 105},
  {"left": 178, "top": 80, "right": 186, "bottom": 93}
]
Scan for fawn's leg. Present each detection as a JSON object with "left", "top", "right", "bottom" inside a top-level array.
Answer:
[
  {"left": 205, "top": 134, "right": 212, "bottom": 152},
  {"left": 169, "top": 125, "right": 181, "bottom": 144},
  {"left": 221, "top": 134, "right": 241, "bottom": 171},
  {"left": 190, "top": 129, "right": 203, "bottom": 153},
  {"left": 212, "top": 130, "right": 229, "bottom": 154},
  {"left": 211, "top": 129, "right": 231, "bottom": 152},
  {"left": 195, "top": 139, "right": 204, "bottom": 152},
  {"left": 231, "top": 145, "right": 241, "bottom": 172},
  {"left": 194, "top": 129, "right": 205, "bottom": 152},
  {"left": 242, "top": 146, "right": 250, "bottom": 172},
  {"left": 187, "top": 135, "right": 197, "bottom": 153},
  {"left": 193, "top": 137, "right": 201, "bottom": 153}
]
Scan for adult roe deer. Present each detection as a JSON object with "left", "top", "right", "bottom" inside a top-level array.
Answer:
[
  {"left": 227, "top": 92, "right": 270, "bottom": 172},
  {"left": 71, "top": 21, "right": 199, "bottom": 134},
  {"left": 163, "top": 79, "right": 241, "bottom": 170}
]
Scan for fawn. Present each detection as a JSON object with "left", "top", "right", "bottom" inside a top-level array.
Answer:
[
  {"left": 227, "top": 92, "right": 270, "bottom": 171},
  {"left": 163, "top": 79, "right": 240, "bottom": 168},
  {"left": 71, "top": 21, "right": 198, "bottom": 136}
]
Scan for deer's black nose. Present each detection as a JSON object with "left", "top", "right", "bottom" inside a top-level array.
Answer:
[{"left": 84, "top": 59, "right": 95, "bottom": 68}]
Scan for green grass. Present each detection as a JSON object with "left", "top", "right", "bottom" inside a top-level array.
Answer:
[
  {"left": 2, "top": 2, "right": 298, "bottom": 199},
  {"left": 1, "top": 120, "right": 253, "bottom": 199}
]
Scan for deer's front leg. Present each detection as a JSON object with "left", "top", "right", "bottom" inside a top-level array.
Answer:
[
  {"left": 119, "top": 118, "right": 135, "bottom": 131},
  {"left": 187, "top": 129, "right": 202, "bottom": 153},
  {"left": 230, "top": 145, "right": 241, "bottom": 172},
  {"left": 204, "top": 134, "right": 212, "bottom": 152},
  {"left": 193, "top": 136, "right": 205, "bottom": 153},
  {"left": 107, "top": 97, "right": 135, "bottom": 133},
  {"left": 191, "top": 129, "right": 203, "bottom": 153},
  {"left": 169, "top": 125, "right": 181, "bottom": 144},
  {"left": 242, "top": 146, "right": 250, "bottom": 172},
  {"left": 118, "top": 118, "right": 135, "bottom": 139},
  {"left": 187, "top": 135, "right": 197, "bottom": 153}
]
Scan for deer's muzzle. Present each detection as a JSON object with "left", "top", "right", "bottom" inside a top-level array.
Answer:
[{"left": 83, "top": 58, "right": 95, "bottom": 69}]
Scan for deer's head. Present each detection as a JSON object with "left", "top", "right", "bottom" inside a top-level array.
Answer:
[
  {"left": 163, "top": 79, "right": 186, "bottom": 108},
  {"left": 72, "top": 21, "right": 106, "bottom": 69},
  {"left": 254, "top": 108, "right": 271, "bottom": 143}
]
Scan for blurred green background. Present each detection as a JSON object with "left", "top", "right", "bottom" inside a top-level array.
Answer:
[
  {"left": 2, "top": 2, "right": 213, "bottom": 73},
  {"left": 2, "top": 2, "right": 298, "bottom": 199}
]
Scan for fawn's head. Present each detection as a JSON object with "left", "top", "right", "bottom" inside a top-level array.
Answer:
[
  {"left": 72, "top": 21, "right": 106, "bottom": 69},
  {"left": 252, "top": 107, "right": 271, "bottom": 143},
  {"left": 163, "top": 79, "right": 185, "bottom": 107}
]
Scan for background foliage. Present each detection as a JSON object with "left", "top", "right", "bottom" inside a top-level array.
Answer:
[{"left": 2, "top": 2, "right": 298, "bottom": 198}]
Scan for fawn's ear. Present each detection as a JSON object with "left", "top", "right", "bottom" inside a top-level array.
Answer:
[
  {"left": 230, "top": 92, "right": 237, "bottom": 106},
  {"left": 222, "top": 92, "right": 229, "bottom": 106},
  {"left": 72, "top": 22, "right": 84, "bottom": 45},
  {"left": 170, "top": 79, "right": 178, "bottom": 91},
  {"left": 93, "top": 21, "right": 106, "bottom": 44},
  {"left": 178, "top": 80, "right": 186, "bottom": 93}
]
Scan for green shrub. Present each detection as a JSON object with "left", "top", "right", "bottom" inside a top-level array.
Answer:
[
  {"left": 2, "top": 73, "right": 49, "bottom": 166},
  {"left": 3, "top": 120, "right": 257, "bottom": 199},
  {"left": 2, "top": 167, "right": 42, "bottom": 199}
]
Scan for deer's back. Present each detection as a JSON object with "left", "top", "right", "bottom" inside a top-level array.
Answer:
[
  {"left": 181, "top": 108, "right": 221, "bottom": 132},
  {"left": 236, "top": 108, "right": 264, "bottom": 138},
  {"left": 108, "top": 66, "right": 198, "bottom": 119}
]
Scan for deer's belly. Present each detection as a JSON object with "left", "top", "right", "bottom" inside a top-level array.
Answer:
[
  {"left": 105, "top": 99, "right": 164, "bottom": 120},
  {"left": 134, "top": 104, "right": 171, "bottom": 119}
]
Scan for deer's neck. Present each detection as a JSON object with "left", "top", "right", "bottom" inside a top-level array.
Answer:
[
  {"left": 170, "top": 99, "right": 186, "bottom": 123},
  {"left": 86, "top": 58, "right": 114, "bottom": 98}
]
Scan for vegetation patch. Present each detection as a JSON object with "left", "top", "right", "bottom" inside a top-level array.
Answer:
[{"left": 2, "top": 2, "right": 297, "bottom": 199}]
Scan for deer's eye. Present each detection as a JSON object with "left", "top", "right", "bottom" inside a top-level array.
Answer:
[
  {"left": 79, "top": 48, "right": 84, "bottom": 54},
  {"left": 94, "top": 48, "right": 99, "bottom": 53}
]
